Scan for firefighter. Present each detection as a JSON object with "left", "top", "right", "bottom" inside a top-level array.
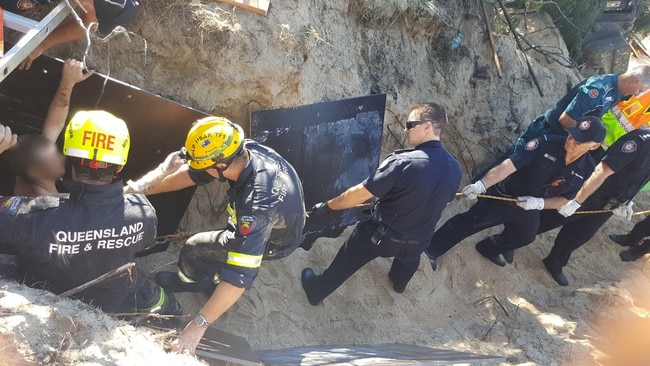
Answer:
[
  {"left": 126, "top": 116, "right": 306, "bottom": 354},
  {"left": 300, "top": 103, "right": 461, "bottom": 304},
  {"left": 543, "top": 128, "right": 650, "bottom": 285},
  {"left": 0, "top": 110, "right": 182, "bottom": 315},
  {"left": 427, "top": 117, "right": 605, "bottom": 270}
]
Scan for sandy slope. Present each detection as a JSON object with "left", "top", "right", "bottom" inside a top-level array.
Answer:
[{"left": 3, "top": 1, "right": 650, "bottom": 365}]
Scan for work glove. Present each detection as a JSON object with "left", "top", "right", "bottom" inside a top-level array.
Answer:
[
  {"left": 461, "top": 180, "right": 486, "bottom": 200},
  {"left": 613, "top": 201, "right": 634, "bottom": 221},
  {"left": 309, "top": 202, "right": 333, "bottom": 217},
  {"left": 159, "top": 151, "right": 187, "bottom": 175},
  {"left": 558, "top": 199, "right": 581, "bottom": 217},
  {"left": 516, "top": 196, "right": 545, "bottom": 210}
]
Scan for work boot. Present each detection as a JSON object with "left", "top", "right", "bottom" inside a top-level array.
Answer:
[
  {"left": 154, "top": 271, "right": 215, "bottom": 293},
  {"left": 502, "top": 250, "right": 514, "bottom": 264},
  {"left": 609, "top": 233, "right": 642, "bottom": 247},
  {"left": 620, "top": 240, "right": 650, "bottom": 262},
  {"left": 301, "top": 268, "right": 321, "bottom": 306},
  {"left": 542, "top": 257, "right": 568, "bottom": 286},
  {"left": 475, "top": 241, "right": 506, "bottom": 267},
  {"left": 388, "top": 272, "right": 407, "bottom": 294},
  {"left": 425, "top": 252, "right": 438, "bottom": 272}
]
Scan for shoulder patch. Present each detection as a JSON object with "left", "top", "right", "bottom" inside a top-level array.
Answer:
[
  {"left": 525, "top": 139, "right": 539, "bottom": 151},
  {"left": 239, "top": 215, "right": 256, "bottom": 236},
  {"left": 589, "top": 89, "right": 599, "bottom": 98},
  {"left": 622, "top": 141, "right": 638, "bottom": 153},
  {"left": 0, "top": 197, "right": 23, "bottom": 215}
]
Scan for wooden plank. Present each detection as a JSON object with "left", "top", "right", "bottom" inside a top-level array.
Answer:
[
  {"left": 256, "top": 343, "right": 506, "bottom": 365},
  {"left": 214, "top": 0, "right": 270, "bottom": 16}
]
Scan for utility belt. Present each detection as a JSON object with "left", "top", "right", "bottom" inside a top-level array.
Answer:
[{"left": 367, "top": 204, "right": 424, "bottom": 246}]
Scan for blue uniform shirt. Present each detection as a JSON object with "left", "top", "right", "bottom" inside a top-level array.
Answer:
[
  {"left": 500, "top": 135, "right": 595, "bottom": 199},
  {"left": 594, "top": 128, "right": 650, "bottom": 204},
  {"left": 544, "top": 74, "right": 625, "bottom": 134},
  {"left": 189, "top": 140, "right": 306, "bottom": 289},
  {"left": 363, "top": 140, "right": 461, "bottom": 242}
]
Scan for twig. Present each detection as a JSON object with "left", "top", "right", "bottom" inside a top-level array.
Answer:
[
  {"left": 481, "top": 315, "right": 499, "bottom": 341},
  {"left": 60, "top": 263, "right": 135, "bottom": 297},
  {"left": 480, "top": 0, "right": 503, "bottom": 78},
  {"left": 496, "top": 0, "right": 544, "bottom": 97}
]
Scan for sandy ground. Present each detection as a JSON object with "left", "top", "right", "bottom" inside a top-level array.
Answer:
[{"left": 2, "top": 1, "right": 650, "bottom": 365}]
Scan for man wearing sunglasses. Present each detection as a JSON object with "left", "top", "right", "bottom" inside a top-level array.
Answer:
[
  {"left": 125, "top": 116, "right": 306, "bottom": 355},
  {"left": 426, "top": 116, "right": 605, "bottom": 274},
  {"left": 300, "top": 103, "right": 461, "bottom": 305}
]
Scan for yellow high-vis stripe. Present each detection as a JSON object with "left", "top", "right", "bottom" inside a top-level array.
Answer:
[
  {"left": 227, "top": 252, "right": 263, "bottom": 268},
  {"left": 177, "top": 268, "right": 196, "bottom": 283}
]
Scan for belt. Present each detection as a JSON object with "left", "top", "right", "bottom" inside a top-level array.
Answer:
[{"left": 386, "top": 236, "right": 424, "bottom": 245}]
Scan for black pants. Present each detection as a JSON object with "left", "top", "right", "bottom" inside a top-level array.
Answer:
[
  {"left": 305, "top": 219, "right": 426, "bottom": 304},
  {"left": 626, "top": 215, "right": 650, "bottom": 241},
  {"left": 427, "top": 197, "right": 540, "bottom": 258},
  {"left": 537, "top": 209, "right": 612, "bottom": 273}
]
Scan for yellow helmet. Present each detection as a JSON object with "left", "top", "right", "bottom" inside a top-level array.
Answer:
[
  {"left": 63, "top": 110, "right": 130, "bottom": 166},
  {"left": 183, "top": 116, "right": 245, "bottom": 170}
]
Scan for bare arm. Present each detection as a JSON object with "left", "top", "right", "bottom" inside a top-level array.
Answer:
[
  {"left": 543, "top": 197, "right": 570, "bottom": 210},
  {"left": 19, "top": 0, "right": 98, "bottom": 70},
  {"left": 172, "top": 281, "right": 246, "bottom": 353},
  {"left": 558, "top": 111, "right": 577, "bottom": 129},
  {"left": 41, "top": 60, "right": 93, "bottom": 142},
  {"left": 131, "top": 164, "right": 196, "bottom": 195},
  {"left": 481, "top": 159, "right": 517, "bottom": 188},
  {"left": 327, "top": 183, "right": 375, "bottom": 210},
  {"left": 573, "top": 162, "right": 615, "bottom": 204}
]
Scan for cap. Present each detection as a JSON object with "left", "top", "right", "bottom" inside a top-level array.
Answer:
[
  {"left": 565, "top": 116, "right": 606, "bottom": 143},
  {"left": 94, "top": 0, "right": 140, "bottom": 36}
]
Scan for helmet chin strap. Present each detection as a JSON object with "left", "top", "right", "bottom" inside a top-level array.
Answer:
[{"left": 212, "top": 158, "right": 235, "bottom": 182}]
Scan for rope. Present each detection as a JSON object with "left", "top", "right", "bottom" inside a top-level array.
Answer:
[{"left": 453, "top": 192, "right": 650, "bottom": 217}]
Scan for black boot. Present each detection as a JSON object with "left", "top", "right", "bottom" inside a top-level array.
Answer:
[
  {"left": 620, "top": 241, "right": 650, "bottom": 262},
  {"left": 155, "top": 271, "right": 215, "bottom": 293},
  {"left": 502, "top": 250, "right": 514, "bottom": 264},
  {"left": 542, "top": 257, "right": 568, "bottom": 286},
  {"left": 301, "top": 268, "right": 321, "bottom": 306},
  {"left": 475, "top": 239, "right": 506, "bottom": 267},
  {"left": 609, "top": 233, "right": 642, "bottom": 247}
]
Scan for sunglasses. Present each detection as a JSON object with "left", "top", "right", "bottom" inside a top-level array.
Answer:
[{"left": 405, "top": 120, "right": 436, "bottom": 130}]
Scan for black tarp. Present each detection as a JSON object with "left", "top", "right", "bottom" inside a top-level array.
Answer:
[
  {"left": 0, "top": 55, "right": 206, "bottom": 235},
  {"left": 251, "top": 94, "right": 385, "bottom": 244}
]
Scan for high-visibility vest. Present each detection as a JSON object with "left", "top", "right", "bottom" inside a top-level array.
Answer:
[
  {"left": 602, "top": 91, "right": 650, "bottom": 149},
  {"left": 601, "top": 91, "right": 650, "bottom": 191}
]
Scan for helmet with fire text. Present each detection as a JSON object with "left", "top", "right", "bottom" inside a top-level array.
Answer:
[
  {"left": 181, "top": 116, "right": 245, "bottom": 171},
  {"left": 63, "top": 110, "right": 130, "bottom": 167}
]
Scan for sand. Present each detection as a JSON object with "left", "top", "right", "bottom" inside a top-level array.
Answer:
[{"left": 2, "top": 1, "right": 650, "bottom": 365}]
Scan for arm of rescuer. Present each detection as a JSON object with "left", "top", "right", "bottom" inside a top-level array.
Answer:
[
  {"left": 173, "top": 205, "right": 277, "bottom": 353},
  {"left": 124, "top": 153, "right": 190, "bottom": 194},
  {"left": 460, "top": 158, "right": 517, "bottom": 200},
  {"left": 19, "top": 0, "right": 98, "bottom": 71},
  {"left": 557, "top": 161, "right": 614, "bottom": 217},
  {"left": 41, "top": 60, "right": 93, "bottom": 142}
]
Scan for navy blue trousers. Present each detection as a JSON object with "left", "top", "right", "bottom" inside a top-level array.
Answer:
[{"left": 305, "top": 219, "right": 426, "bottom": 303}]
